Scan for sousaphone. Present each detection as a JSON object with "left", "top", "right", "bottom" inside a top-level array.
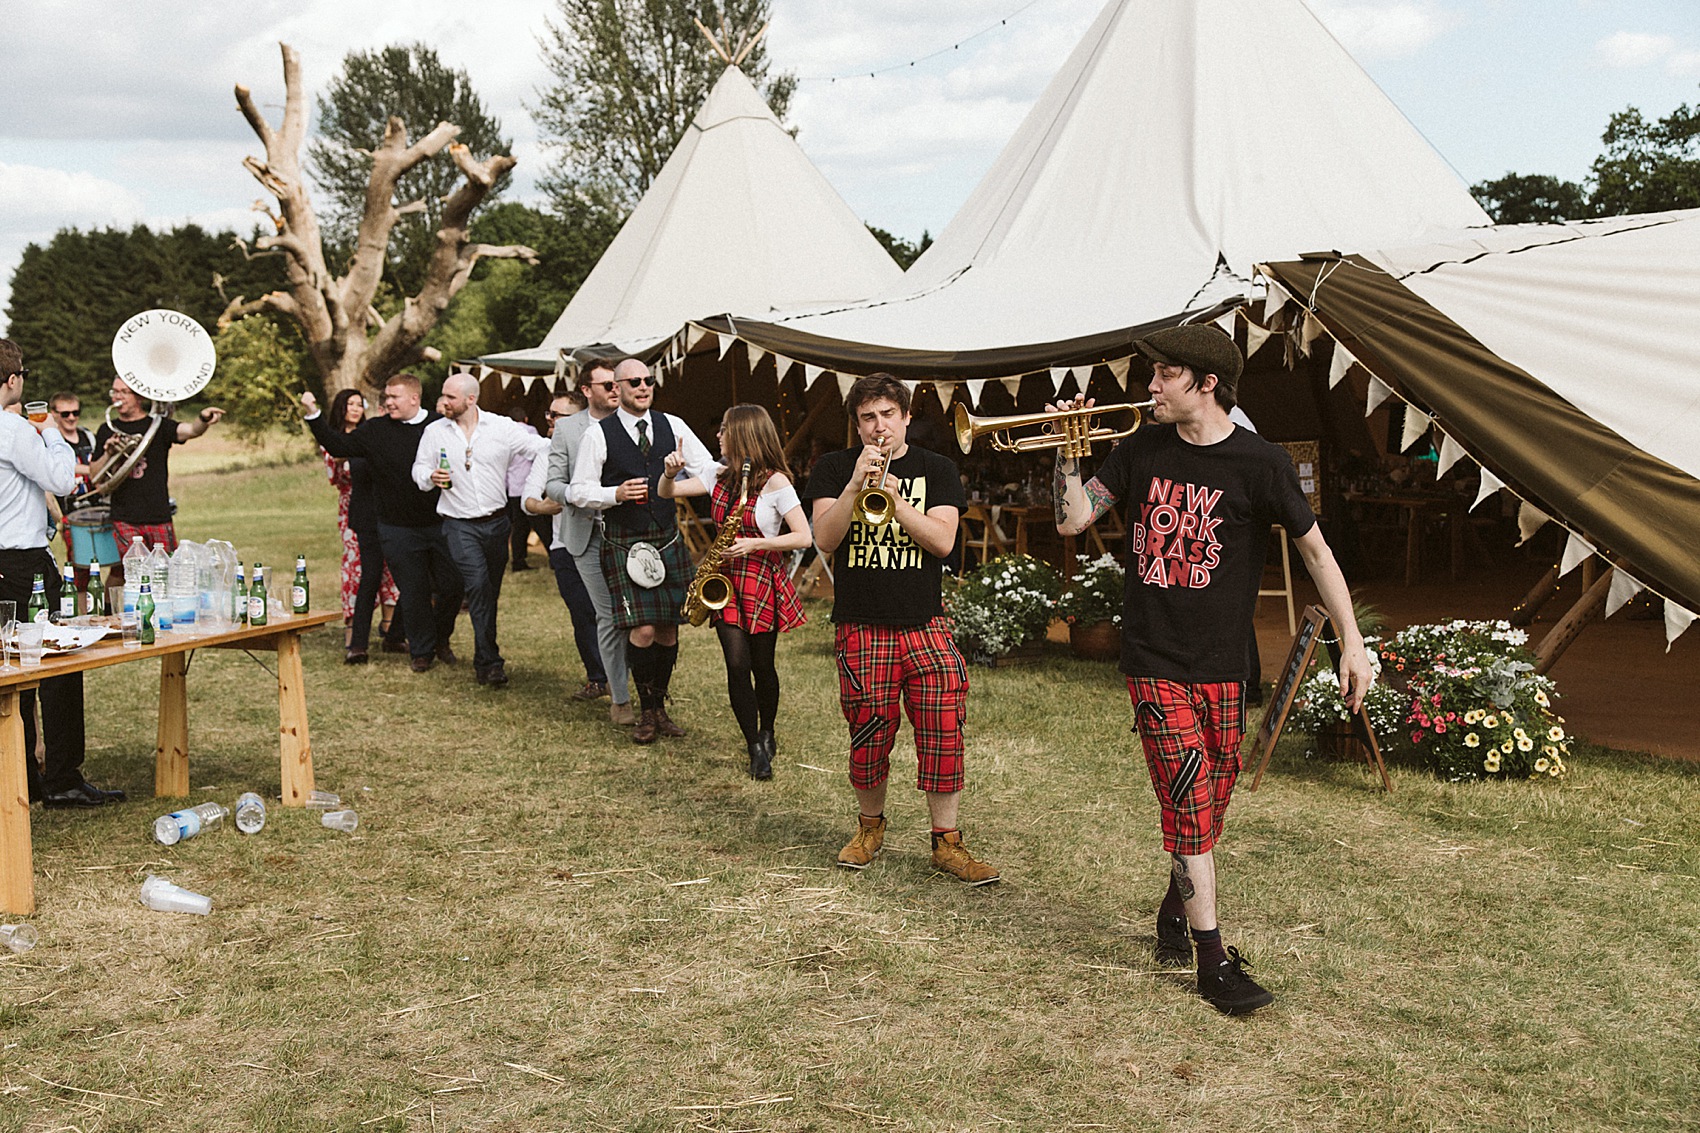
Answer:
[{"left": 89, "top": 309, "right": 218, "bottom": 496}]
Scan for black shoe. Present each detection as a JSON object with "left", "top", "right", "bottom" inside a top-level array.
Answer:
[
  {"left": 44, "top": 780, "right": 127, "bottom": 809},
  {"left": 477, "top": 662, "right": 509, "bottom": 687},
  {"left": 344, "top": 649, "right": 369, "bottom": 665},
  {"left": 512, "top": 561, "right": 534, "bottom": 572},
  {"left": 436, "top": 644, "right": 458, "bottom": 665},
  {"left": 410, "top": 655, "right": 434, "bottom": 673},
  {"left": 1155, "top": 914, "right": 1192, "bottom": 967},
  {"left": 381, "top": 639, "right": 409, "bottom": 654},
  {"left": 751, "top": 729, "right": 774, "bottom": 780},
  {"left": 1197, "top": 947, "right": 1274, "bottom": 1015}
]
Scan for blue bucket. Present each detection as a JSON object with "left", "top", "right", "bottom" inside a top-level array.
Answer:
[{"left": 67, "top": 516, "right": 121, "bottom": 567}]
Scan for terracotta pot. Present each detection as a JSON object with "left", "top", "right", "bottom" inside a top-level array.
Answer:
[{"left": 1068, "top": 620, "right": 1121, "bottom": 661}]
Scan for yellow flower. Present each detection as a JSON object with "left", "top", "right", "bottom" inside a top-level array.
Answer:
[
  {"left": 1543, "top": 745, "right": 1558, "bottom": 758},
  {"left": 1535, "top": 757, "right": 1550, "bottom": 772},
  {"left": 1514, "top": 727, "right": 1529, "bottom": 741},
  {"left": 1547, "top": 726, "right": 1564, "bottom": 742},
  {"left": 1518, "top": 736, "right": 1535, "bottom": 752},
  {"left": 1535, "top": 689, "right": 1550, "bottom": 707},
  {"left": 1548, "top": 765, "right": 1562, "bottom": 777},
  {"left": 1464, "top": 733, "right": 1480, "bottom": 748},
  {"left": 1485, "top": 753, "right": 1501, "bottom": 772},
  {"left": 1501, "top": 740, "right": 1514, "bottom": 754},
  {"left": 1465, "top": 710, "right": 1483, "bottom": 724},
  {"left": 1483, "top": 715, "right": 1500, "bottom": 729}
]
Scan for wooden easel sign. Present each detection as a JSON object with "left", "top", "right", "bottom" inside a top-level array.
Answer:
[{"left": 1248, "top": 605, "right": 1392, "bottom": 792}]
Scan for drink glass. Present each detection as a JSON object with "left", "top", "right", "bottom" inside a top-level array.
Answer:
[
  {"left": 0, "top": 601, "right": 15, "bottom": 672},
  {"left": 17, "top": 622, "right": 45, "bottom": 668},
  {"left": 24, "top": 401, "right": 49, "bottom": 425}
]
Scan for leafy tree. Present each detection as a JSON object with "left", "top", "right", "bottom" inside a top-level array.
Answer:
[
  {"left": 867, "top": 226, "right": 933, "bottom": 271},
  {"left": 534, "top": 0, "right": 796, "bottom": 213},
  {"left": 210, "top": 316, "right": 314, "bottom": 440},
  {"left": 1588, "top": 102, "right": 1700, "bottom": 216},
  {"left": 1470, "top": 173, "right": 1591, "bottom": 224},
  {"left": 308, "top": 43, "right": 513, "bottom": 295}
]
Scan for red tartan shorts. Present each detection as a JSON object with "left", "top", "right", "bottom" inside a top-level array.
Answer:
[
  {"left": 112, "top": 520, "right": 178, "bottom": 555},
  {"left": 1126, "top": 678, "right": 1246, "bottom": 856},
  {"left": 834, "top": 617, "right": 969, "bottom": 794}
]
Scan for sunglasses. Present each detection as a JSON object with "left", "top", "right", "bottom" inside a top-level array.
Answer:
[
  {"left": 621, "top": 376, "right": 656, "bottom": 388},
  {"left": 585, "top": 381, "right": 616, "bottom": 393},
  {"left": 56, "top": 409, "right": 80, "bottom": 419},
  {"left": 545, "top": 410, "right": 570, "bottom": 421},
  {"left": 464, "top": 446, "right": 473, "bottom": 471},
  {"left": 5, "top": 369, "right": 27, "bottom": 381}
]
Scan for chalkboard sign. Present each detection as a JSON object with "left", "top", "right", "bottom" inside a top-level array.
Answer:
[{"left": 1248, "top": 605, "right": 1391, "bottom": 792}]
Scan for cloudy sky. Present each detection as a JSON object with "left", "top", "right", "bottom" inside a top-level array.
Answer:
[{"left": 2, "top": 0, "right": 1697, "bottom": 334}]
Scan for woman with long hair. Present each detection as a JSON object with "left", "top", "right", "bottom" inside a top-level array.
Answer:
[
  {"left": 661, "top": 404, "right": 810, "bottom": 779},
  {"left": 323, "top": 388, "right": 401, "bottom": 663}
]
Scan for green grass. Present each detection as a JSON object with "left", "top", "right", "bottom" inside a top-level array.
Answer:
[{"left": 3, "top": 460, "right": 1697, "bottom": 1131}]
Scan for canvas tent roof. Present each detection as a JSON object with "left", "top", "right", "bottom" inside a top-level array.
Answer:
[
  {"left": 1256, "top": 209, "right": 1700, "bottom": 632},
  {"left": 699, "top": 0, "right": 1490, "bottom": 380},
  {"left": 477, "top": 66, "right": 903, "bottom": 372}
]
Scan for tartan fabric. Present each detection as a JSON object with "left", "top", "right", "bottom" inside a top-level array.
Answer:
[
  {"left": 601, "top": 525, "right": 690, "bottom": 629},
  {"left": 112, "top": 520, "right": 177, "bottom": 555},
  {"left": 1126, "top": 678, "right": 1246, "bottom": 856},
  {"left": 834, "top": 616, "right": 968, "bottom": 794},
  {"left": 710, "top": 477, "right": 804, "bottom": 635}
]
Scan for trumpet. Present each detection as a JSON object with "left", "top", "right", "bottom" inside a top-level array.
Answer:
[
  {"left": 853, "top": 439, "right": 896, "bottom": 527},
  {"left": 954, "top": 400, "right": 1155, "bottom": 460}
]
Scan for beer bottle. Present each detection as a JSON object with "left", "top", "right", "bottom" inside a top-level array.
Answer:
[
  {"left": 59, "top": 562, "right": 78, "bottom": 618},
  {"left": 248, "top": 562, "right": 268, "bottom": 627},
  {"left": 234, "top": 562, "right": 248, "bottom": 626},
  {"left": 291, "top": 554, "right": 309, "bottom": 615},
  {"left": 437, "top": 447, "right": 453, "bottom": 490},
  {"left": 85, "top": 563, "right": 104, "bottom": 617},
  {"left": 26, "top": 574, "right": 47, "bottom": 624},
  {"left": 138, "top": 573, "right": 156, "bottom": 645}
]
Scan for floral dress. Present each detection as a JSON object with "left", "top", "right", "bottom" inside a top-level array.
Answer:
[{"left": 324, "top": 450, "right": 399, "bottom": 620}]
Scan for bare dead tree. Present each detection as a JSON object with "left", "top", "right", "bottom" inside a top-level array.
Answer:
[{"left": 221, "top": 43, "right": 537, "bottom": 393}]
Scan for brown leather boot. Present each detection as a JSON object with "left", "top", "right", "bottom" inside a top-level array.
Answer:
[
  {"left": 632, "top": 709, "right": 659, "bottom": 745},
  {"left": 653, "top": 705, "right": 686, "bottom": 738}
]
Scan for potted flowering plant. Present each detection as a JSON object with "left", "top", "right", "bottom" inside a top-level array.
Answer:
[
  {"left": 1054, "top": 553, "right": 1124, "bottom": 660},
  {"left": 1289, "top": 638, "right": 1407, "bottom": 759},
  {"left": 944, "top": 553, "right": 1063, "bottom": 665},
  {"left": 1380, "top": 619, "right": 1572, "bottom": 782}
]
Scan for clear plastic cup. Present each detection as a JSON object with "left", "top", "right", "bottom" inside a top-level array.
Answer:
[
  {"left": 138, "top": 874, "right": 212, "bottom": 915},
  {"left": 304, "top": 789, "right": 341, "bottom": 810},
  {"left": 1, "top": 923, "right": 39, "bottom": 953},
  {"left": 16, "top": 622, "right": 44, "bottom": 667},
  {"left": 320, "top": 809, "right": 359, "bottom": 833}
]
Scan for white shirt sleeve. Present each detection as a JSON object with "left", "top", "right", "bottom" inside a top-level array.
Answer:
[
  {"left": 522, "top": 450, "right": 550, "bottom": 512},
  {"left": 12, "top": 424, "right": 77, "bottom": 496},
  {"left": 568, "top": 423, "right": 617, "bottom": 510},
  {"left": 756, "top": 483, "right": 802, "bottom": 538},
  {"left": 669, "top": 416, "right": 717, "bottom": 485},
  {"left": 411, "top": 420, "right": 444, "bottom": 492}
]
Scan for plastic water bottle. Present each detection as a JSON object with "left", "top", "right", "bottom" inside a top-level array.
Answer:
[
  {"left": 170, "top": 543, "right": 198, "bottom": 632},
  {"left": 146, "top": 545, "right": 173, "bottom": 632},
  {"left": 0, "top": 924, "right": 38, "bottom": 953},
  {"left": 153, "top": 802, "right": 229, "bottom": 846},
  {"left": 321, "top": 809, "right": 359, "bottom": 833},
  {"left": 234, "top": 792, "right": 266, "bottom": 834},
  {"left": 122, "top": 536, "right": 145, "bottom": 636}
]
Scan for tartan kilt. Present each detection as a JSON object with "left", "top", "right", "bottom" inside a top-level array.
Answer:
[
  {"left": 710, "top": 480, "right": 805, "bottom": 634},
  {"left": 602, "top": 525, "right": 690, "bottom": 629}
]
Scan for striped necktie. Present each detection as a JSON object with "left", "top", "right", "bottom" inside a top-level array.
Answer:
[{"left": 636, "top": 418, "right": 651, "bottom": 457}]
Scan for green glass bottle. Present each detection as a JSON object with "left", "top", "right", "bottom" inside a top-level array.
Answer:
[
  {"left": 85, "top": 563, "right": 105, "bottom": 617},
  {"left": 437, "top": 447, "right": 453, "bottom": 489},
  {"left": 26, "top": 573, "right": 46, "bottom": 624},
  {"left": 138, "top": 573, "right": 156, "bottom": 645},
  {"left": 291, "top": 554, "right": 309, "bottom": 615},
  {"left": 248, "top": 562, "right": 268, "bottom": 627},
  {"left": 59, "top": 562, "right": 78, "bottom": 618},
  {"left": 234, "top": 562, "right": 248, "bottom": 626}
]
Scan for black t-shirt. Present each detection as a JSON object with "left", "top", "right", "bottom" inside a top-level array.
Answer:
[
  {"left": 1093, "top": 424, "right": 1315, "bottom": 682},
  {"left": 94, "top": 415, "right": 182, "bottom": 525},
  {"left": 802, "top": 443, "right": 965, "bottom": 626}
]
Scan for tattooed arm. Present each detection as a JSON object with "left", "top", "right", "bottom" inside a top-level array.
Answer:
[{"left": 1054, "top": 451, "right": 1116, "bottom": 536}]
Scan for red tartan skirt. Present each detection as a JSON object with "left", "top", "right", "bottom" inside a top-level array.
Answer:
[
  {"left": 710, "top": 478, "right": 804, "bottom": 635},
  {"left": 1126, "top": 677, "right": 1246, "bottom": 856}
]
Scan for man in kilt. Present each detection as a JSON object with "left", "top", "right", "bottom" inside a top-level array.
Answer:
[
  {"left": 568, "top": 358, "right": 716, "bottom": 743},
  {"left": 1053, "top": 324, "right": 1372, "bottom": 1014}
]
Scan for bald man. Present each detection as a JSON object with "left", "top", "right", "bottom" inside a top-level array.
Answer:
[{"left": 412, "top": 373, "right": 546, "bottom": 687}]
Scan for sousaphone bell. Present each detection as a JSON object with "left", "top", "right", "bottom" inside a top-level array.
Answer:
[{"left": 89, "top": 309, "right": 218, "bottom": 496}]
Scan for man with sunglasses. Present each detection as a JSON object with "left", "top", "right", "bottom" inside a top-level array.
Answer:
[
  {"left": 543, "top": 361, "right": 635, "bottom": 726},
  {"left": 91, "top": 376, "right": 223, "bottom": 564},
  {"left": 567, "top": 358, "right": 714, "bottom": 743},
  {"left": 411, "top": 372, "right": 545, "bottom": 688},
  {"left": 47, "top": 392, "right": 98, "bottom": 590}
]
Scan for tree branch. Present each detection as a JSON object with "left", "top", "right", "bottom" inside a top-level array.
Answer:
[
  {"left": 233, "top": 84, "right": 274, "bottom": 151},
  {"left": 217, "top": 290, "right": 301, "bottom": 330}
]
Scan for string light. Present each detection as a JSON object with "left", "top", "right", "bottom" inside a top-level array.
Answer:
[{"left": 796, "top": 0, "right": 1044, "bottom": 83}]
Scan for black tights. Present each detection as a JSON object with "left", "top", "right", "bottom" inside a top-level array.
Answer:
[{"left": 716, "top": 624, "right": 779, "bottom": 743}]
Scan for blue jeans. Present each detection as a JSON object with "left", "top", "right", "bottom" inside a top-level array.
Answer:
[
  {"left": 377, "top": 522, "right": 462, "bottom": 661},
  {"left": 442, "top": 513, "right": 510, "bottom": 671},
  {"left": 551, "top": 546, "right": 605, "bottom": 683}
]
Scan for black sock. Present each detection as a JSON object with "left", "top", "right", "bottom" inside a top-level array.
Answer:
[
  {"left": 653, "top": 641, "right": 679, "bottom": 701},
  {"left": 627, "top": 643, "right": 658, "bottom": 711},
  {"left": 1158, "top": 875, "right": 1186, "bottom": 922},
  {"left": 1191, "top": 926, "right": 1226, "bottom": 969}
]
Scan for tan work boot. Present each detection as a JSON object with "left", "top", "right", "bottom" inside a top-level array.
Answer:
[
  {"left": 609, "top": 701, "right": 636, "bottom": 727},
  {"left": 930, "top": 829, "right": 1001, "bottom": 886},
  {"left": 837, "top": 813, "right": 887, "bottom": 870},
  {"left": 652, "top": 705, "right": 686, "bottom": 738}
]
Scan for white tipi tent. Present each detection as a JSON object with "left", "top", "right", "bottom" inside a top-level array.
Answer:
[
  {"left": 705, "top": 0, "right": 1491, "bottom": 375},
  {"left": 479, "top": 66, "right": 903, "bottom": 370}
]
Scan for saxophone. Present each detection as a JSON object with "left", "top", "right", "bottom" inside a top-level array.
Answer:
[{"left": 683, "top": 460, "right": 753, "bottom": 627}]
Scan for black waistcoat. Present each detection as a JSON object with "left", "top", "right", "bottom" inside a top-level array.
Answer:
[{"left": 599, "top": 412, "right": 677, "bottom": 533}]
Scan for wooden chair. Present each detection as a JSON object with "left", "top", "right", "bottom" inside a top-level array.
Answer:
[
  {"left": 959, "top": 503, "right": 1013, "bottom": 570},
  {"left": 1257, "top": 525, "right": 1297, "bottom": 636},
  {"left": 676, "top": 499, "right": 714, "bottom": 563}
]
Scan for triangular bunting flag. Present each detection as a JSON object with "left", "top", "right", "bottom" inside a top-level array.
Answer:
[
  {"left": 1049, "top": 367, "right": 1069, "bottom": 394},
  {"left": 900, "top": 380, "right": 918, "bottom": 393},
  {"left": 835, "top": 372, "right": 853, "bottom": 399},
  {"left": 1365, "top": 376, "right": 1392, "bottom": 416},
  {"left": 1000, "top": 376, "right": 1024, "bottom": 398},
  {"left": 1436, "top": 433, "right": 1467, "bottom": 477},
  {"left": 1559, "top": 531, "right": 1596, "bottom": 576},
  {"left": 1517, "top": 500, "right": 1550, "bottom": 545},
  {"left": 935, "top": 382, "right": 957, "bottom": 412},
  {"left": 1107, "top": 357, "right": 1131, "bottom": 387},
  {"left": 747, "top": 344, "right": 766, "bottom": 368},
  {"left": 1328, "top": 343, "right": 1356, "bottom": 388},
  {"left": 1244, "top": 323, "right": 1272, "bottom": 359},
  {"left": 553, "top": 350, "right": 568, "bottom": 380},
  {"left": 686, "top": 324, "right": 707, "bottom": 351},
  {"left": 1399, "top": 406, "right": 1431, "bottom": 452},
  {"left": 1665, "top": 601, "right": 1696, "bottom": 650},
  {"left": 1606, "top": 570, "right": 1645, "bottom": 618},
  {"left": 1262, "top": 282, "right": 1289, "bottom": 323},
  {"left": 771, "top": 353, "right": 793, "bottom": 378},
  {"left": 1472, "top": 468, "right": 1504, "bottom": 511},
  {"left": 716, "top": 333, "right": 736, "bottom": 361},
  {"left": 964, "top": 379, "right": 987, "bottom": 407},
  {"left": 1215, "top": 309, "right": 1237, "bottom": 336},
  {"left": 1299, "top": 313, "right": 1326, "bottom": 357},
  {"left": 804, "top": 364, "right": 824, "bottom": 389},
  {"left": 1071, "top": 365, "right": 1093, "bottom": 390}
]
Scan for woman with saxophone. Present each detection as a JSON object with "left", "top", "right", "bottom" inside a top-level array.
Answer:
[{"left": 660, "top": 405, "right": 809, "bottom": 779}]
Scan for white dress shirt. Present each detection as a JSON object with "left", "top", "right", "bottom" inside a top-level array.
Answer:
[
  {"left": 411, "top": 409, "right": 543, "bottom": 518},
  {"left": 521, "top": 450, "right": 566, "bottom": 551},
  {"left": 0, "top": 415, "right": 75, "bottom": 549},
  {"left": 568, "top": 409, "right": 716, "bottom": 510}
]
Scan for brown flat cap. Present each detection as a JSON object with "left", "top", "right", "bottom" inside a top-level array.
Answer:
[{"left": 1132, "top": 324, "right": 1243, "bottom": 384}]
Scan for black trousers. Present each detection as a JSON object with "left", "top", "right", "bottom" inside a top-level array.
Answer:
[
  {"left": 350, "top": 525, "right": 406, "bottom": 652},
  {"left": 0, "top": 547, "right": 86, "bottom": 797},
  {"left": 376, "top": 522, "right": 463, "bottom": 661}
]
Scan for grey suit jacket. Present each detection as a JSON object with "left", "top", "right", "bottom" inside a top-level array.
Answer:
[{"left": 544, "top": 410, "right": 599, "bottom": 556}]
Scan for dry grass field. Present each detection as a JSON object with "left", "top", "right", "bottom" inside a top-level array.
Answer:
[{"left": 2, "top": 454, "right": 1696, "bottom": 1132}]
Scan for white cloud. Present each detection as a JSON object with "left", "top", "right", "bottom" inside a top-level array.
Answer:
[
  {"left": 0, "top": 163, "right": 147, "bottom": 234},
  {"left": 1597, "top": 30, "right": 1700, "bottom": 76},
  {"left": 1307, "top": 1, "right": 1461, "bottom": 61}
]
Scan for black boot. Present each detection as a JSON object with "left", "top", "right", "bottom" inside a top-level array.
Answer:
[{"left": 752, "top": 729, "right": 774, "bottom": 780}]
